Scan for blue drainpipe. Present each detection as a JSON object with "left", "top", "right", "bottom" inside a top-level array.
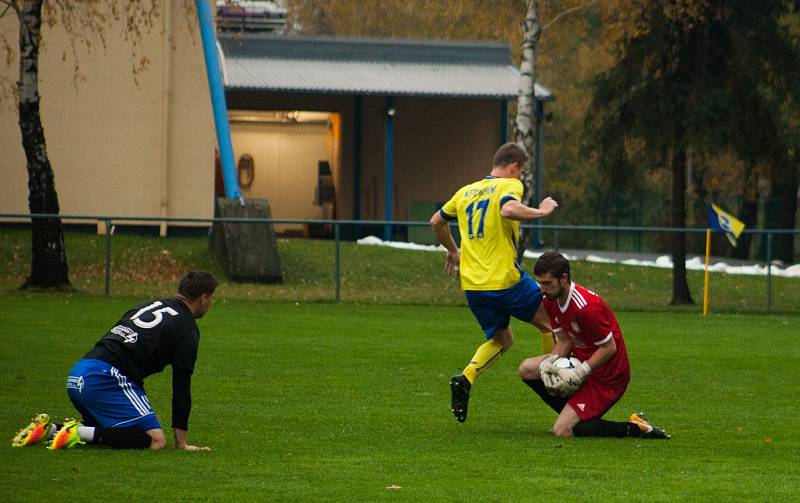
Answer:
[
  {"left": 384, "top": 98, "right": 396, "bottom": 242},
  {"left": 499, "top": 99, "right": 508, "bottom": 145},
  {"left": 195, "top": 0, "right": 241, "bottom": 201}
]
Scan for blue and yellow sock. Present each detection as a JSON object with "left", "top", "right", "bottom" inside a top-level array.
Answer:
[
  {"left": 541, "top": 331, "right": 556, "bottom": 354},
  {"left": 462, "top": 339, "right": 505, "bottom": 384}
]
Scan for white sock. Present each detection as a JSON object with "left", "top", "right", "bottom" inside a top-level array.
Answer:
[
  {"left": 46, "top": 424, "right": 58, "bottom": 440},
  {"left": 76, "top": 426, "right": 95, "bottom": 442}
]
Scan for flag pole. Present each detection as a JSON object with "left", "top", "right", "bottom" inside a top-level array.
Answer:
[{"left": 703, "top": 228, "right": 711, "bottom": 316}]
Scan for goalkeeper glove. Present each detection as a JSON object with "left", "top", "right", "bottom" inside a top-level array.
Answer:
[
  {"left": 538, "top": 354, "right": 558, "bottom": 377},
  {"left": 573, "top": 361, "right": 592, "bottom": 380},
  {"left": 553, "top": 361, "right": 590, "bottom": 396},
  {"left": 540, "top": 368, "right": 563, "bottom": 396}
]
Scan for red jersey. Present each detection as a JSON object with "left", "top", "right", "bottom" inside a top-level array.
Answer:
[{"left": 542, "top": 282, "right": 629, "bottom": 384}]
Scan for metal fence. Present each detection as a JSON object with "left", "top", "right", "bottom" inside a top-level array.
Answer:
[{"left": 2, "top": 213, "right": 798, "bottom": 312}]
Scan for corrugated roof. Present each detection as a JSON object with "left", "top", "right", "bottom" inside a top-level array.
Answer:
[{"left": 220, "top": 34, "right": 553, "bottom": 100}]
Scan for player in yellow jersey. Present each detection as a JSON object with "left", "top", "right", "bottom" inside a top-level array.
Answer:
[{"left": 430, "top": 142, "right": 558, "bottom": 423}]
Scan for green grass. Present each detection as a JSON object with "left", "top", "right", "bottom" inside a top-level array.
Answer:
[
  {"left": 1, "top": 227, "right": 798, "bottom": 313},
  {"left": 1, "top": 296, "right": 799, "bottom": 501}
]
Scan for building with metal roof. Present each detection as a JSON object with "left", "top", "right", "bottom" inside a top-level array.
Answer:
[
  {"left": 222, "top": 35, "right": 553, "bottom": 100},
  {"left": 219, "top": 34, "right": 552, "bottom": 241}
]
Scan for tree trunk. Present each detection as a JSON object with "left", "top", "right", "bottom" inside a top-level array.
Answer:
[
  {"left": 670, "top": 146, "right": 694, "bottom": 305},
  {"left": 18, "top": 0, "right": 72, "bottom": 290},
  {"left": 760, "top": 159, "right": 798, "bottom": 263},
  {"left": 514, "top": 0, "right": 541, "bottom": 263},
  {"left": 731, "top": 160, "right": 758, "bottom": 260},
  {"left": 687, "top": 149, "right": 707, "bottom": 255},
  {"left": 773, "top": 177, "right": 798, "bottom": 263}
]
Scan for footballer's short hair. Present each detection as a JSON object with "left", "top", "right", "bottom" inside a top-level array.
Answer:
[
  {"left": 533, "top": 251, "right": 571, "bottom": 281},
  {"left": 492, "top": 142, "right": 528, "bottom": 168},
  {"left": 178, "top": 271, "right": 218, "bottom": 300}
]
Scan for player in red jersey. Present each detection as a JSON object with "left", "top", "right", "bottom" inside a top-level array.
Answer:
[{"left": 518, "top": 251, "right": 670, "bottom": 439}]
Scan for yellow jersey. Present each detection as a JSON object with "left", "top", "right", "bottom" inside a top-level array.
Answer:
[{"left": 439, "top": 176, "right": 523, "bottom": 291}]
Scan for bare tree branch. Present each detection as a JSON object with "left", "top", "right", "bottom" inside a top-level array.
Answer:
[
  {"left": 542, "top": 0, "right": 599, "bottom": 32},
  {"left": 0, "top": 0, "right": 20, "bottom": 20}
]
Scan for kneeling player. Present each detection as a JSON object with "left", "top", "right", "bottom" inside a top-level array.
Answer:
[
  {"left": 12, "top": 271, "right": 217, "bottom": 450},
  {"left": 518, "top": 252, "right": 669, "bottom": 439}
]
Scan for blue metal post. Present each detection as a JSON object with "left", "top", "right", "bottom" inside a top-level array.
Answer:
[
  {"left": 195, "top": 0, "right": 240, "bottom": 200},
  {"left": 353, "top": 96, "right": 362, "bottom": 222},
  {"left": 499, "top": 99, "right": 508, "bottom": 145},
  {"left": 767, "top": 232, "right": 773, "bottom": 313},
  {"left": 384, "top": 98, "right": 395, "bottom": 241},
  {"left": 533, "top": 99, "right": 544, "bottom": 247},
  {"left": 335, "top": 222, "right": 341, "bottom": 302}
]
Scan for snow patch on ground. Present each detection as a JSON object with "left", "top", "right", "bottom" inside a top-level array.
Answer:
[{"left": 356, "top": 236, "right": 800, "bottom": 278}]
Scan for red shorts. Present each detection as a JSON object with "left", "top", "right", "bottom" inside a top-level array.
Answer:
[{"left": 567, "top": 373, "right": 630, "bottom": 421}]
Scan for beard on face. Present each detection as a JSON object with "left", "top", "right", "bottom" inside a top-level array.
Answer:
[{"left": 543, "top": 285, "right": 564, "bottom": 300}]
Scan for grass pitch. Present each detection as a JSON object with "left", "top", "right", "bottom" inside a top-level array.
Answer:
[{"left": 1, "top": 296, "right": 798, "bottom": 501}]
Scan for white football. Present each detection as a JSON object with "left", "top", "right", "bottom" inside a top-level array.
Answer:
[
  {"left": 553, "top": 356, "right": 581, "bottom": 370},
  {"left": 547, "top": 356, "right": 585, "bottom": 398}
]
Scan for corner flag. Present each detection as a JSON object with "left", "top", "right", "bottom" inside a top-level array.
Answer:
[
  {"left": 703, "top": 203, "right": 746, "bottom": 316},
  {"left": 707, "top": 203, "right": 745, "bottom": 247}
]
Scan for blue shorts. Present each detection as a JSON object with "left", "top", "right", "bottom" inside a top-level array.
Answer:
[
  {"left": 66, "top": 359, "right": 161, "bottom": 431},
  {"left": 465, "top": 273, "right": 543, "bottom": 338}
]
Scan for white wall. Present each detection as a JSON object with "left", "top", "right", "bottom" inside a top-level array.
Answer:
[
  {"left": 0, "top": 2, "right": 215, "bottom": 229},
  {"left": 230, "top": 120, "right": 329, "bottom": 233}
]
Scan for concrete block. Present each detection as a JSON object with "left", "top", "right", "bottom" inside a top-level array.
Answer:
[{"left": 211, "top": 198, "right": 283, "bottom": 283}]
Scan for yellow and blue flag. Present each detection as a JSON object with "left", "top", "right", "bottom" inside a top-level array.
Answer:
[{"left": 707, "top": 203, "right": 745, "bottom": 247}]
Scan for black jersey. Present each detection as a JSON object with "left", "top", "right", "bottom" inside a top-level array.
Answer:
[
  {"left": 83, "top": 298, "right": 200, "bottom": 430},
  {"left": 84, "top": 298, "right": 199, "bottom": 386}
]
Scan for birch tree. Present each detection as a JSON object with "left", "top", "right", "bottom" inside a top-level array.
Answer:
[
  {"left": 513, "top": 0, "right": 541, "bottom": 261},
  {"left": 9, "top": 0, "right": 70, "bottom": 290},
  {"left": 514, "top": 0, "right": 598, "bottom": 262}
]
